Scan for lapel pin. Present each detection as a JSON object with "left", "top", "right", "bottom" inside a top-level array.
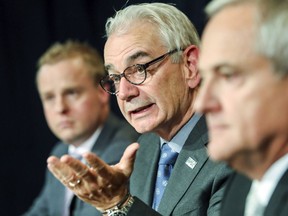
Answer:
[{"left": 185, "top": 157, "right": 197, "bottom": 169}]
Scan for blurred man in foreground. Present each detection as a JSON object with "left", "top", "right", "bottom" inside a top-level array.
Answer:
[{"left": 196, "top": 0, "right": 288, "bottom": 215}]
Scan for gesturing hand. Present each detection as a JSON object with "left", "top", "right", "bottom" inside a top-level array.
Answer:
[{"left": 47, "top": 142, "right": 140, "bottom": 211}]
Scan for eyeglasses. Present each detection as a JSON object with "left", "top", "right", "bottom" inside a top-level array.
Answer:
[{"left": 100, "top": 49, "right": 181, "bottom": 95}]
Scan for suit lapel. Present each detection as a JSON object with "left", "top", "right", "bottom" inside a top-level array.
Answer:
[
  {"left": 220, "top": 172, "right": 251, "bottom": 216},
  {"left": 130, "top": 133, "right": 161, "bottom": 205},
  {"left": 264, "top": 168, "right": 288, "bottom": 216},
  {"left": 92, "top": 114, "right": 116, "bottom": 156},
  {"left": 51, "top": 144, "right": 69, "bottom": 215},
  {"left": 51, "top": 179, "right": 67, "bottom": 215},
  {"left": 158, "top": 116, "right": 209, "bottom": 215},
  {"left": 141, "top": 141, "right": 160, "bottom": 204}
]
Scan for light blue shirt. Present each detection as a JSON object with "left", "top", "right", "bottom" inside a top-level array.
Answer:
[{"left": 160, "top": 113, "right": 202, "bottom": 153}]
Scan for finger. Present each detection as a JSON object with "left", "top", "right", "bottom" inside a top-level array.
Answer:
[
  {"left": 61, "top": 155, "right": 89, "bottom": 178},
  {"left": 83, "top": 152, "right": 111, "bottom": 176},
  {"left": 118, "top": 143, "right": 140, "bottom": 176},
  {"left": 47, "top": 156, "right": 105, "bottom": 206},
  {"left": 47, "top": 156, "right": 75, "bottom": 184}
]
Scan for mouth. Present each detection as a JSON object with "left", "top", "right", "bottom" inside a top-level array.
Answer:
[
  {"left": 58, "top": 120, "right": 73, "bottom": 129},
  {"left": 209, "top": 124, "right": 228, "bottom": 133},
  {"left": 129, "top": 104, "right": 154, "bottom": 115}
]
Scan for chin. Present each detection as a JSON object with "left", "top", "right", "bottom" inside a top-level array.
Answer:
[
  {"left": 134, "top": 126, "right": 151, "bottom": 134},
  {"left": 131, "top": 119, "right": 156, "bottom": 133},
  {"left": 208, "top": 151, "right": 224, "bottom": 162},
  {"left": 207, "top": 142, "right": 229, "bottom": 162},
  {"left": 60, "top": 134, "right": 76, "bottom": 144}
]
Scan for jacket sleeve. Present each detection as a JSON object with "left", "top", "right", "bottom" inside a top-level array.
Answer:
[
  {"left": 127, "top": 196, "right": 161, "bottom": 216},
  {"left": 22, "top": 169, "right": 51, "bottom": 216}
]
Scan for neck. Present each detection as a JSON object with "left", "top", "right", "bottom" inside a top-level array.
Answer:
[
  {"left": 232, "top": 137, "right": 288, "bottom": 180},
  {"left": 157, "top": 110, "right": 195, "bottom": 141}
]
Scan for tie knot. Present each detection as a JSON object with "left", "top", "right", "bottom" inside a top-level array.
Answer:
[{"left": 159, "top": 144, "right": 178, "bottom": 165}]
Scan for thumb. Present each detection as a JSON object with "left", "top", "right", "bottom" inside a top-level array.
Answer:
[{"left": 118, "top": 142, "right": 140, "bottom": 176}]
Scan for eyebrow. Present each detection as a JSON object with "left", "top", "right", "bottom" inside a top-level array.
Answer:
[
  {"left": 104, "top": 50, "right": 150, "bottom": 73},
  {"left": 127, "top": 51, "right": 150, "bottom": 63},
  {"left": 200, "top": 63, "right": 234, "bottom": 73},
  {"left": 214, "top": 63, "right": 235, "bottom": 71}
]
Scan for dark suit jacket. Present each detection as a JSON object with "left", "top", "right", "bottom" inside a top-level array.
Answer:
[
  {"left": 128, "top": 116, "right": 232, "bottom": 216},
  {"left": 221, "top": 169, "right": 288, "bottom": 216},
  {"left": 24, "top": 113, "right": 139, "bottom": 216}
]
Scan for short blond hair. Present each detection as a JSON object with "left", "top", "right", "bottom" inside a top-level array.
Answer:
[{"left": 36, "top": 40, "right": 105, "bottom": 85}]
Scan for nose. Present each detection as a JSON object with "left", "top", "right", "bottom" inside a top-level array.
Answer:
[
  {"left": 54, "top": 96, "right": 69, "bottom": 114},
  {"left": 117, "top": 77, "right": 139, "bottom": 101},
  {"left": 195, "top": 78, "right": 219, "bottom": 114}
]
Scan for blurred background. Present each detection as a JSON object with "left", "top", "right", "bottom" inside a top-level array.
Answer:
[{"left": 0, "top": 0, "right": 210, "bottom": 215}]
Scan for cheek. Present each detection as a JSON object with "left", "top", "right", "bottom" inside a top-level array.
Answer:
[
  {"left": 225, "top": 92, "right": 276, "bottom": 155},
  {"left": 158, "top": 81, "right": 185, "bottom": 114},
  {"left": 116, "top": 99, "right": 132, "bottom": 124},
  {"left": 207, "top": 102, "right": 249, "bottom": 161},
  {"left": 240, "top": 91, "right": 273, "bottom": 142},
  {"left": 158, "top": 100, "right": 174, "bottom": 123},
  {"left": 43, "top": 107, "right": 55, "bottom": 125},
  {"left": 82, "top": 101, "right": 103, "bottom": 119},
  {"left": 43, "top": 109, "right": 60, "bottom": 136},
  {"left": 116, "top": 99, "right": 125, "bottom": 115},
  {"left": 83, "top": 94, "right": 103, "bottom": 110},
  {"left": 244, "top": 97, "right": 287, "bottom": 148},
  {"left": 76, "top": 102, "right": 103, "bottom": 128},
  {"left": 208, "top": 126, "right": 247, "bottom": 163}
]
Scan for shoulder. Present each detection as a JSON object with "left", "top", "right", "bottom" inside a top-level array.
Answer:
[
  {"left": 49, "top": 141, "right": 68, "bottom": 157},
  {"left": 103, "top": 113, "right": 140, "bottom": 140}
]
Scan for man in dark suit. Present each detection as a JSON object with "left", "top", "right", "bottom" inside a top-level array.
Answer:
[
  {"left": 45, "top": 3, "right": 232, "bottom": 216},
  {"left": 23, "top": 40, "right": 139, "bottom": 216},
  {"left": 195, "top": 0, "right": 288, "bottom": 215}
]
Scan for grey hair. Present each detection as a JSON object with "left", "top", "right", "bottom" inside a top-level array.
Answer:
[
  {"left": 105, "top": 3, "right": 200, "bottom": 63},
  {"left": 205, "top": 0, "right": 288, "bottom": 77}
]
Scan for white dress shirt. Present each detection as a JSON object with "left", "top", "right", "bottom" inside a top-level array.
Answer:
[
  {"left": 63, "top": 127, "right": 102, "bottom": 216},
  {"left": 245, "top": 153, "right": 288, "bottom": 216}
]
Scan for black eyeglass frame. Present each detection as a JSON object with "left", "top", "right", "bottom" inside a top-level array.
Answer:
[{"left": 100, "top": 48, "right": 182, "bottom": 95}]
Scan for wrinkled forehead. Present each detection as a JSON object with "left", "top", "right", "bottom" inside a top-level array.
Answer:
[{"left": 104, "top": 22, "right": 166, "bottom": 71}]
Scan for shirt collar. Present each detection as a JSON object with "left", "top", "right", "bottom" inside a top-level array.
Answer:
[
  {"left": 251, "top": 153, "right": 288, "bottom": 206},
  {"left": 160, "top": 113, "right": 202, "bottom": 153},
  {"left": 68, "top": 126, "right": 103, "bottom": 156}
]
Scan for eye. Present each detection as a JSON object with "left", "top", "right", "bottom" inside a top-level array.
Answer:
[
  {"left": 216, "top": 66, "right": 240, "bottom": 81},
  {"left": 42, "top": 94, "right": 54, "bottom": 102},
  {"left": 67, "top": 89, "right": 78, "bottom": 96},
  {"left": 221, "top": 73, "right": 235, "bottom": 80},
  {"left": 109, "top": 74, "right": 121, "bottom": 83},
  {"left": 221, "top": 71, "right": 240, "bottom": 81},
  {"left": 135, "top": 64, "right": 146, "bottom": 75}
]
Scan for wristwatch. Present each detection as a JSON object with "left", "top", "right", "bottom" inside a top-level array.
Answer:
[{"left": 102, "top": 193, "right": 134, "bottom": 216}]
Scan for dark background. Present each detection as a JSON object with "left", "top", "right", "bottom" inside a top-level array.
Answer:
[{"left": 0, "top": 0, "right": 210, "bottom": 215}]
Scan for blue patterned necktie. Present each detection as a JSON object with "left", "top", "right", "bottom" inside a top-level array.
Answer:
[{"left": 152, "top": 143, "right": 179, "bottom": 210}]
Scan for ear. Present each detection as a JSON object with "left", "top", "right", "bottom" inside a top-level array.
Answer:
[{"left": 183, "top": 45, "right": 201, "bottom": 89}]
